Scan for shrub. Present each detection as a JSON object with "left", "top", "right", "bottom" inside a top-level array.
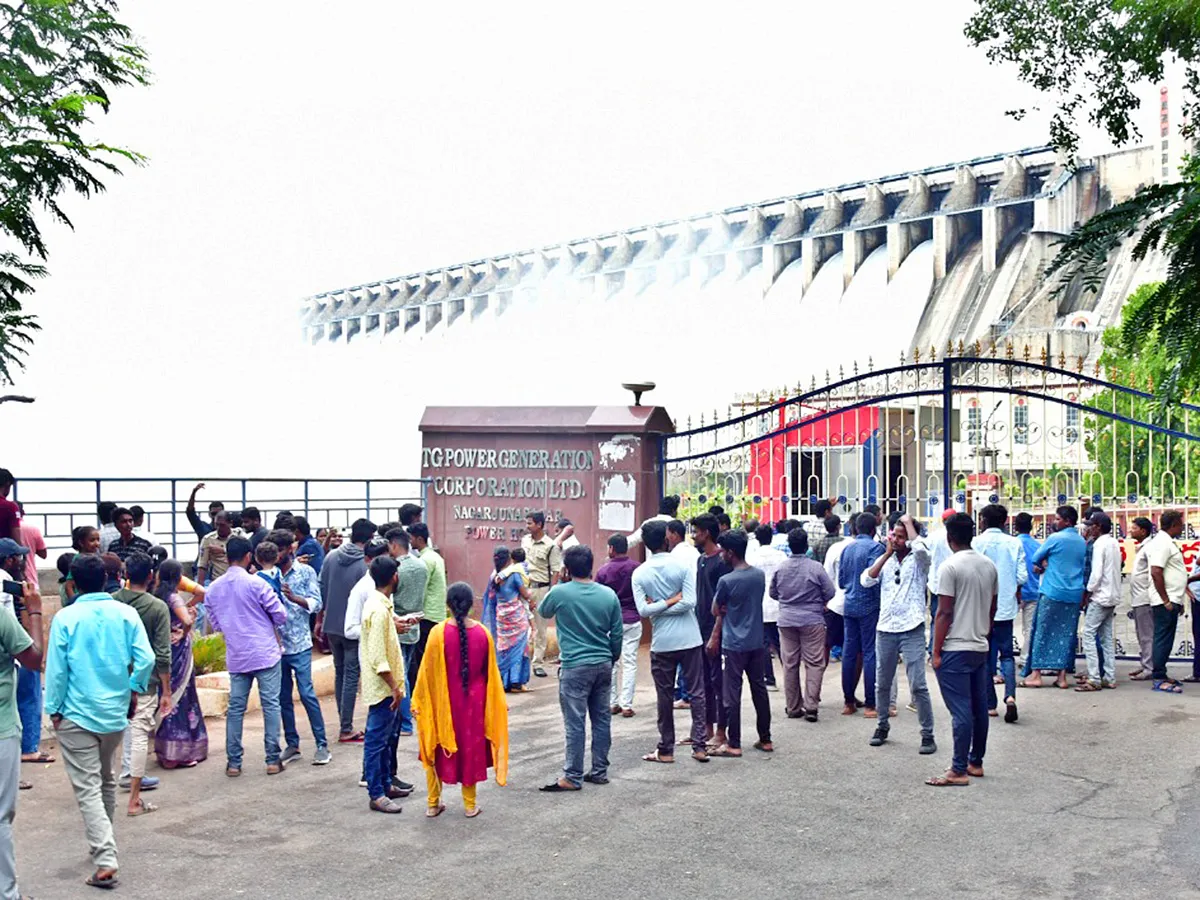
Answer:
[{"left": 192, "top": 633, "right": 227, "bottom": 675}]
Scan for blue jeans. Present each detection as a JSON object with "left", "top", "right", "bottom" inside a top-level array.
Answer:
[
  {"left": 16, "top": 665, "right": 41, "bottom": 755},
  {"left": 227, "top": 662, "right": 283, "bottom": 769},
  {"left": 842, "top": 610, "right": 879, "bottom": 707},
  {"left": 398, "top": 644, "right": 415, "bottom": 734},
  {"left": 674, "top": 663, "right": 690, "bottom": 702},
  {"left": 936, "top": 650, "right": 989, "bottom": 774},
  {"left": 875, "top": 625, "right": 933, "bottom": 739},
  {"left": 279, "top": 650, "right": 327, "bottom": 751},
  {"left": 987, "top": 619, "right": 1017, "bottom": 709},
  {"left": 558, "top": 663, "right": 613, "bottom": 787},
  {"left": 363, "top": 699, "right": 399, "bottom": 801},
  {"left": 763, "top": 623, "right": 781, "bottom": 685}
]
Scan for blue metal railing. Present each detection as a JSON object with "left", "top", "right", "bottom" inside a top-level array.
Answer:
[{"left": 11, "top": 477, "right": 431, "bottom": 561}]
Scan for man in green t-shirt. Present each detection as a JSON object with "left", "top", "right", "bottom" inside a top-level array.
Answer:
[
  {"left": 406, "top": 523, "right": 445, "bottom": 681},
  {"left": 536, "top": 545, "right": 622, "bottom": 793},
  {"left": 1, "top": 580, "right": 44, "bottom": 898}
]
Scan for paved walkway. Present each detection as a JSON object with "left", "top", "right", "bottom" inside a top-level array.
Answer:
[{"left": 15, "top": 652, "right": 1200, "bottom": 899}]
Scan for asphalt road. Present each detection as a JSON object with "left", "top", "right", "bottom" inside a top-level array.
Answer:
[{"left": 16, "top": 652, "right": 1200, "bottom": 899}]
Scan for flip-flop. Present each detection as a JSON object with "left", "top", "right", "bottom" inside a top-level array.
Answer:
[
  {"left": 1129, "top": 672, "right": 1151, "bottom": 681},
  {"left": 20, "top": 753, "right": 55, "bottom": 764},
  {"left": 538, "top": 781, "right": 582, "bottom": 791},
  {"left": 85, "top": 873, "right": 120, "bottom": 890},
  {"left": 707, "top": 747, "right": 743, "bottom": 758},
  {"left": 753, "top": 741, "right": 774, "bottom": 753},
  {"left": 426, "top": 803, "right": 447, "bottom": 817},
  {"left": 925, "top": 774, "right": 970, "bottom": 787},
  {"left": 464, "top": 806, "right": 482, "bottom": 818},
  {"left": 127, "top": 799, "right": 158, "bottom": 817},
  {"left": 641, "top": 751, "right": 675, "bottom": 764},
  {"left": 1153, "top": 680, "right": 1184, "bottom": 694},
  {"left": 337, "top": 731, "right": 365, "bottom": 744},
  {"left": 691, "top": 750, "right": 709, "bottom": 763},
  {"left": 1074, "top": 682, "right": 1101, "bottom": 692},
  {"left": 18, "top": 781, "right": 31, "bottom": 790},
  {"left": 1017, "top": 680, "right": 1042, "bottom": 689}
]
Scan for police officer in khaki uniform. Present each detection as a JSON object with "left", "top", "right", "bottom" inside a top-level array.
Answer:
[{"left": 522, "top": 512, "right": 563, "bottom": 677}]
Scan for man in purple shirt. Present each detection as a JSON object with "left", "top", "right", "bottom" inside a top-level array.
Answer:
[
  {"left": 205, "top": 536, "right": 289, "bottom": 776},
  {"left": 596, "top": 535, "right": 642, "bottom": 717}
]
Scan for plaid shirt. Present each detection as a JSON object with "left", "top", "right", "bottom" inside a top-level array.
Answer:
[{"left": 808, "top": 531, "right": 842, "bottom": 565}]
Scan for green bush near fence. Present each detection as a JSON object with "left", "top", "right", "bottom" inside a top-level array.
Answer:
[{"left": 192, "top": 633, "right": 227, "bottom": 675}]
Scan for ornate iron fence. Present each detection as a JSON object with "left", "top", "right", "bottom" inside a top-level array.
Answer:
[{"left": 660, "top": 347, "right": 1200, "bottom": 661}]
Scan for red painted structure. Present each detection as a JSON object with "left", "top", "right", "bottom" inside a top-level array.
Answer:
[{"left": 748, "top": 406, "right": 881, "bottom": 522}]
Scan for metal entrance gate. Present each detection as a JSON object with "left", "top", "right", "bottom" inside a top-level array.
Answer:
[{"left": 660, "top": 351, "right": 1200, "bottom": 662}]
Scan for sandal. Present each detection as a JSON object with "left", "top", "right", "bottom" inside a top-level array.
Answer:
[
  {"left": 426, "top": 803, "right": 447, "bottom": 817},
  {"left": 707, "top": 746, "right": 743, "bottom": 758},
  {"left": 753, "top": 741, "right": 774, "bottom": 753},
  {"left": 86, "top": 871, "right": 120, "bottom": 890},
  {"left": 464, "top": 806, "right": 482, "bottom": 818},
  {"left": 1074, "top": 682, "right": 1101, "bottom": 692},
  {"left": 1153, "top": 680, "right": 1184, "bottom": 694},
  {"left": 1017, "top": 680, "right": 1042, "bottom": 689},
  {"left": 1129, "top": 671, "right": 1151, "bottom": 681},
  {"left": 337, "top": 731, "right": 365, "bottom": 744},
  {"left": 1183, "top": 676, "right": 1200, "bottom": 683},
  {"left": 1101, "top": 680, "right": 1117, "bottom": 689},
  {"left": 641, "top": 750, "right": 675, "bottom": 764},
  {"left": 925, "top": 772, "right": 969, "bottom": 787},
  {"left": 127, "top": 799, "right": 159, "bottom": 817},
  {"left": 20, "top": 752, "right": 55, "bottom": 764},
  {"left": 538, "top": 781, "right": 582, "bottom": 791},
  {"left": 691, "top": 749, "right": 709, "bottom": 763}
]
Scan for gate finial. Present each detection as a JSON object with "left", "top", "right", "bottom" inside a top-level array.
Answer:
[
  {"left": 930, "top": 344, "right": 937, "bottom": 362},
  {"left": 1006, "top": 341, "right": 1014, "bottom": 360},
  {"left": 974, "top": 339, "right": 982, "bottom": 356},
  {"left": 957, "top": 339, "right": 965, "bottom": 356},
  {"left": 911, "top": 347, "right": 919, "bottom": 364},
  {"left": 1076, "top": 355, "right": 1085, "bottom": 373},
  {"left": 1022, "top": 344, "right": 1031, "bottom": 362},
  {"left": 1040, "top": 346, "right": 1048, "bottom": 364},
  {"left": 946, "top": 339, "right": 954, "bottom": 358},
  {"left": 1058, "top": 348, "right": 1067, "bottom": 367}
]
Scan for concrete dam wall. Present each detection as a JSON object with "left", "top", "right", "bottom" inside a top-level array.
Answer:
[{"left": 299, "top": 144, "right": 1167, "bottom": 420}]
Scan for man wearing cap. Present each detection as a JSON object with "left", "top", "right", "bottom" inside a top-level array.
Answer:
[{"left": 523, "top": 513, "right": 564, "bottom": 678}]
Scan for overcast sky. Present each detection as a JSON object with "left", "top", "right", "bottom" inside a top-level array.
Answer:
[{"left": 4, "top": 0, "right": 1137, "bottom": 481}]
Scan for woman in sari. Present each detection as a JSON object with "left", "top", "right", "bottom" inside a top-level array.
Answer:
[
  {"left": 481, "top": 546, "right": 533, "bottom": 692},
  {"left": 413, "top": 582, "right": 509, "bottom": 819},
  {"left": 153, "top": 560, "right": 210, "bottom": 768}
]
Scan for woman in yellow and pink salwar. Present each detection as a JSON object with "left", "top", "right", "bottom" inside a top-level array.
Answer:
[{"left": 413, "top": 582, "right": 509, "bottom": 818}]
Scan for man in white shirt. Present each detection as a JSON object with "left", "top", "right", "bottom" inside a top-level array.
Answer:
[
  {"left": 972, "top": 504, "right": 1027, "bottom": 722},
  {"left": 1126, "top": 517, "right": 1155, "bottom": 680},
  {"left": 749, "top": 524, "right": 787, "bottom": 690},
  {"left": 1148, "top": 510, "right": 1188, "bottom": 691},
  {"left": 554, "top": 518, "right": 580, "bottom": 552},
  {"left": 1080, "top": 513, "right": 1122, "bottom": 690},
  {"left": 666, "top": 520, "right": 698, "bottom": 568},
  {"left": 626, "top": 496, "right": 681, "bottom": 550},
  {"left": 925, "top": 509, "right": 956, "bottom": 655},
  {"left": 823, "top": 522, "right": 850, "bottom": 664}
]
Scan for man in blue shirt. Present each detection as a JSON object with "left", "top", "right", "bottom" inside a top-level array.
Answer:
[
  {"left": 44, "top": 554, "right": 155, "bottom": 891},
  {"left": 1024, "top": 506, "right": 1087, "bottom": 689},
  {"left": 973, "top": 505, "right": 1027, "bottom": 722},
  {"left": 1013, "top": 512, "right": 1041, "bottom": 670},
  {"left": 632, "top": 520, "right": 707, "bottom": 763},
  {"left": 293, "top": 516, "right": 325, "bottom": 575},
  {"left": 838, "top": 512, "right": 885, "bottom": 717}
]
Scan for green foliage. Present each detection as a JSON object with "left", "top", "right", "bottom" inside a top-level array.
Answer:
[
  {"left": 967, "top": 0, "right": 1200, "bottom": 405},
  {"left": 965, "top": 0, "right": 1199, "bottom": 159},
  {"left": 1, "top": 0, "right": 150, "bottom": 382},
  {"left": 192, "top": 632, "right": 227, "bottom": 675},
  {"left": 1082, "top": 283, "right": 1200, "bottom": 499}
]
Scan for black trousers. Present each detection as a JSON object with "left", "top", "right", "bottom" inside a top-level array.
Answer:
[
  {"left": 701, "top": 642, "right": 726, "bottom": 730},
  {"left": 409, "top": 619, "right": 437, "bottom": 682},
  {"left": 722, "top": 648, "right": 772, "bottom": 749},
  {"left": 650, "top": 647, "right": 707, "bottom": 754}
]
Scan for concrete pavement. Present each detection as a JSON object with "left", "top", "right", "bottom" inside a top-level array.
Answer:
[{"left": 15, "top": 652, "right": 1200, "bottom": 899}]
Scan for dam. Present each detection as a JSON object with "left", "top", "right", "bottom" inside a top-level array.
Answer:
[{"left": 298, "top": 143, "right": 1167, "bottom": 423}]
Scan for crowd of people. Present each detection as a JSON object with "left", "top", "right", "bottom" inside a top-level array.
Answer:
[{"left": 2, "top": 473, "right": 1197, "bottom": 894}]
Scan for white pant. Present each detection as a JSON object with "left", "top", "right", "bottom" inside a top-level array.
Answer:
[{"left": 610, "top": 621, "right": 642, "bottom": 710}]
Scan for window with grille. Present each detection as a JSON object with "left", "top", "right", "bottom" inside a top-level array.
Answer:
[{"left": 1014, "top": 404, "right": 1029, "bottom": 444}]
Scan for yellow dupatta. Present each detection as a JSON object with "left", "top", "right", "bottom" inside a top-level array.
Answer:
[{"left": 412, "top": 620, "right": 509, "bottom": 786}]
